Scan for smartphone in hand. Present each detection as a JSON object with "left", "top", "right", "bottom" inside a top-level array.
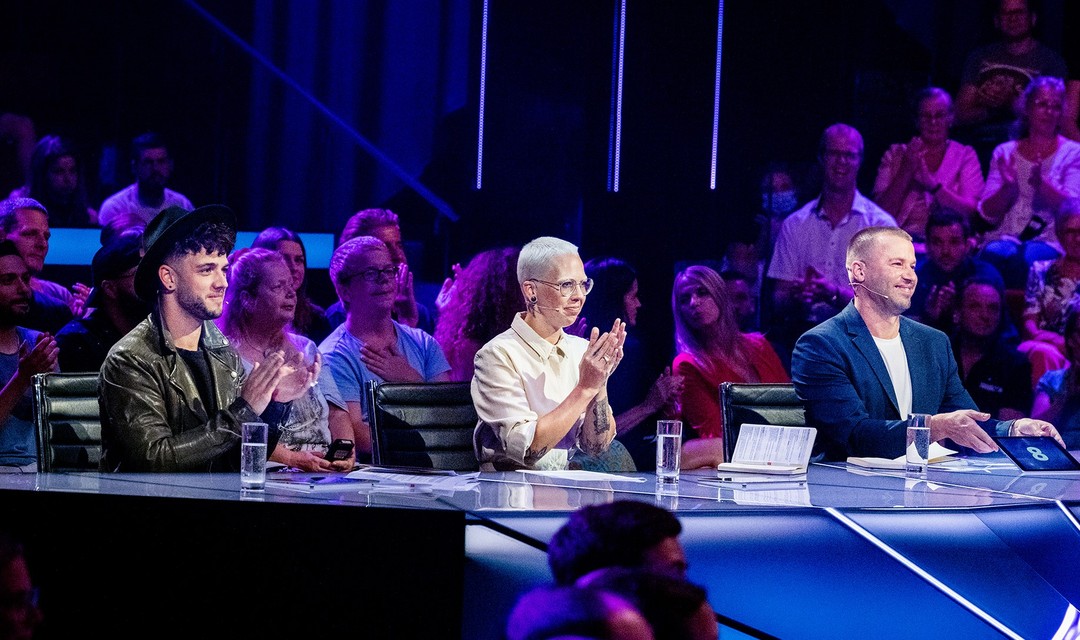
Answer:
[{"left": 325, "top": 439, "right": 354, "bottom": 464}]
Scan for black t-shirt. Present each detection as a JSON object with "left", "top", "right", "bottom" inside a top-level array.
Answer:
[{"left": 177, "top": 346, "right": 217, "bottom": 415}]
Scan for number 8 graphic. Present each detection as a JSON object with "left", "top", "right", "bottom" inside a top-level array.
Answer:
[{"left": 1027, "top": 446, "right": 1049, "bottom": 462}]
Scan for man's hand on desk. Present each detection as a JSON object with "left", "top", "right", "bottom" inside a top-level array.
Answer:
[
  {"left": 1010, "top": 418, "right": 1066, "bottom": 448},
  {"left": 929, "top": 410, "right": 996, "bottom": 453}
]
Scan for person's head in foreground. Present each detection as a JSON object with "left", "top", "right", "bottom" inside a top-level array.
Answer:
[
  {"left": 578, "top": 567, "right": 718, "bottom": 640},
  {"left": 506, "top": 584, "right": 654, "bottom": 640},
  {"left": 548, "top": 500, "right": 686, "bottom": 586}
]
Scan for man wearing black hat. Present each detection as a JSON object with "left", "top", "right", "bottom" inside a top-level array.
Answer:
[
  {"left": 98, "top": 204, "right": 303, "bottom": 472},
  {"left": 55, "top": 229, "right": 148, "bottom": 373}
]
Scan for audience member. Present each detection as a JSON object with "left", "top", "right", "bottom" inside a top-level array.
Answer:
[
  {"left": 433, "top": 246, "right": 522, "bottom": 382},
  {"left": 583, "top": 257, "right": 683, "bottom": 471},
  {"left": 219, "top": 248, "right": 350, "bottom": 472},
  {"left": 719, "top": 270, "right": 757, "bottom": 331},
  {"left": 1017, "top": 198, "right": 1080, "bottom": 388},
  {"left": 506, "top": 584, "right": 654, "bottom": 640},
  {"left": 578, "top": 568, "right": 718, "bottom": 640},
  {"left": 767, "top": 124, "right": 897, "bottom": 346},
  {"left": 472, "top": 236, "right": 624, "bottom": 471},
  {"left": 873, "top": 87, "right": 984, "bottom": 242},
  {"left": 792, "top": 226, "right": 1060, "bottom": 460},
  {"left": 8, "top": 135, "right": 97, "bottom": 227},
  {"left": 0, "top": 199, "right": 73, "bottom": 334},
  {"left": 251, "top": 226, "right": 332, "bottom": 343},
  {"left": 954, "top": 0, "right": 1066, "bottom": 161},
  {"left": 953, "top": 278, "right": 1032, "bottom": 420},
  {"left": 978, "top": 76, "right": 1080, "bottom": 288},
  {"left": 99, "top": 213, "right": 145, "bottom": 248},
  {"left": 99, "top": 205, "right": 300, "bottom": 472},
  {"left": 672, "top": 265, "right": 788, "bottom": 468},
  {"left": 0, "top": 241, "right": 59, "bottom": 472},
  {"left": 548, "top": 500, "right": 686, "bottom": 586},
  {"left": 0, "top": 114, "right": 35, "bottom": 200},
  {"left": 0, "top": 532, "right": 44, "bottom": 640},
  {"left": 1032, "top": 308, "right": 1080, "bottom": 448},
  {"left": 55, "top": 230, "right": 147, "bottom": 372},
  {"left": 327, "top": 208, "right": 433, "bottom": 333},
  {"left": 98, "top": 133, "right": 194, "bottom": 227},
  {"left": 907, "top": 209, "right": 1004, "bottom": 335},
  {"left": 319, "top": 236, "right": 450, "bottom": 458}
]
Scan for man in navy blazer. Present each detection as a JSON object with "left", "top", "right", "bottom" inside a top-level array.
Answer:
[{"left": 792, "top": 226, "right": 1061, "bottom": 460}]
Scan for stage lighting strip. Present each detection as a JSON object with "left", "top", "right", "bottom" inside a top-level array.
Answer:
[
  {"left": 825, "top": 507, "right": 1024, "bottom": 640},
  {"left": 607, "top": 0, "right": 627, "bottom": 192},
  {"left": 709, "top": 0, "right": 724, "bottom": 190},
  {"left": 476, "top": 0, "right": 490, "bottom": 189}
]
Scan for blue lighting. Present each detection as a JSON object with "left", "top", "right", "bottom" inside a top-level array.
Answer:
[
  {"left": 710, "top": 0, "right": 724, "bottom": 190},
  {"left": 476, "top": 0, "right": 490, "bottom": 190},
  {"left": 607, "top": 0, "right": 627, "bottom": 193}
]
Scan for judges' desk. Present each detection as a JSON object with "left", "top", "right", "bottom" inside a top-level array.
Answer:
[{"left": 3, "top": 460, "right": 1079, "bottom": 640}]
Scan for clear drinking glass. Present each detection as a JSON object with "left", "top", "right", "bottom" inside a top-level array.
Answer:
[
  {"left": 905, "top": 414, "right": 931, "bottom": 476},
  {"left": 655, "top": 420, "right": 683, "bottom": 484},
  {"left": 241, "top": 422, "right": 269, "bottom": 490}
]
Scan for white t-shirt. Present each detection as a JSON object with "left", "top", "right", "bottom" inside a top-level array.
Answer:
[{"left": 873, "top": 334, "right": 912, "bottom": 419}]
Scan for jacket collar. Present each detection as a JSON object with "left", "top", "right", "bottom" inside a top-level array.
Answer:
[
  {"left": 839, "top": 302, "right": 913, "bottom": 416},
  {"left": 150, "top": 310, "right": 232, "bottom": 354}
]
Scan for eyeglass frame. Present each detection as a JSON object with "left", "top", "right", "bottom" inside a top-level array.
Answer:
[
  {"left": 347, "top": 265, "right": 401, "bottom": 285},
  {"left": 529, "top": 277, "right": 594, "bottom": 297}
]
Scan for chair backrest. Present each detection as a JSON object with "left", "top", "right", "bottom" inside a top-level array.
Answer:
[
  {"left": 33, "top": 372, "right": 102, "bottom": 472},
  {"left": 367, "top": 380, "right": 479, "bottom": 471},
  {"left": 719, "top": 382, "right": 805, "bottom": 462}
]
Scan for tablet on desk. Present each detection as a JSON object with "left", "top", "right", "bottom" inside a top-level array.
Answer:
[{"left": 993, "top": 436, "right": 1080, "bottom": 473}]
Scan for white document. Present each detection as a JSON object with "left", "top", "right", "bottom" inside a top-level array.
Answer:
[
  {"left": 518, "top": 470, "right": 648, "bottom": 483},
  {"left": 846, "top": 443, "right": 958, "bottom": 470},
  {"left": 715, "top": 424, "right": 817, "bottom": 475},
  {"left": 345, "top": 469, "right": 480, "bottom": 492}
]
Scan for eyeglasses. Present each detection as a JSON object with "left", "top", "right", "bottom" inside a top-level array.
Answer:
[
  {"left": 1032, "top": 99, "right": 1062, "bottom": 112},
  {"left": 351, "top": 266, "right": 399, "bottom": 284},
  {"left": 530, "top": 278, "right": 594, "bottom": 297},
  {"left": 0, "top": 587, "right": 38, "bottom": 610}
]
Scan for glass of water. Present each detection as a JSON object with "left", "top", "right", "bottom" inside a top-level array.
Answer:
[
  {"left": 241, "top": 422, "right": 269, "bottom": 490},
  {"left": 656, "top": 420, "right": 683, "bottom": 484},
  {"left": 905, "top": 414, "right": 931, "bottom": 476}
]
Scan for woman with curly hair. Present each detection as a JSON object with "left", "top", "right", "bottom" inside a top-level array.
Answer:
[
  {"left": 672, "top": 265, "right": 788, "bottom": 467},
  {"left": 434, "top": 246, "right": 522, "bottom": 381}
]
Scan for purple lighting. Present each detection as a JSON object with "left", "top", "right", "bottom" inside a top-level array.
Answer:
[{"left": 476, "top": 0, "right": 490, "bottom": 190}]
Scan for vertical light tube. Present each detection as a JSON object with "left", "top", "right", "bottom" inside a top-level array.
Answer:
[
  {"left": 709, "top": 0, "right": 724, "bottom": 190},
  {"left": 476, "top": 0, "right": 490, "bottom": 189},
  {"left": 607, "top": 0, "right": 627, "bottom": 192}
]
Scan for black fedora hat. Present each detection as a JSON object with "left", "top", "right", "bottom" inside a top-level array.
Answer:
[{"left": 134, "top": 204, "right": 236, "bottom": 302}]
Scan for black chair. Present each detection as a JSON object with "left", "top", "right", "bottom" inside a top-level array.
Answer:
[
  {"left": 33, "top": 372, "right": 102, "bottom": 472},
  {"left": 367, "top": 380, "right": 480, "bottom": 471},
  {"left": 719, "top": 382, "right": 805, "bottom": 461}
]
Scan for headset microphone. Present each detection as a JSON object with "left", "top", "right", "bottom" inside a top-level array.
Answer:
[
  {"left": 851, "top": 281, "right": 890, "bottom": 300},
  {"left": 534, "top": 303, "right": 565, "bottom": 311}
]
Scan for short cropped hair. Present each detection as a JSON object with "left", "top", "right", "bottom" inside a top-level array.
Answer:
[
  {"left": 0, "top": 198, "right": 48, "bottom": 235},
  {"left": 517, "top": 236, "right": 579, "bottom": 286},
  {"left": 131, "top": 132, "right": 169, "bottom": 160},
  {"left": 548, "top": 500, "right": 682, "bottom": 585},
  {"left": 340, "top": 208, "right": 399, "bottom": 246},
  {"left": 329, "top": 235, "right": 388, "bottom": 291},
  {"left": 818, "top": 123, "right": 863, "bottom": 158},
  {"left": 163, "top": 222, "right": 236, "bottom": 265},
  {"left": 846, "top": 226, "right": 912, "bottom": 269},
  {"left": 925, "top": 208, "right": 971, "bottom": 238}
]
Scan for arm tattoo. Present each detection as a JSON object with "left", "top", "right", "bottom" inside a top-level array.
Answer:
[
  {"left": 592, "top": 398, "right": 611, "bottom": 436},
  {"left": 526, "top": 445, "right": 549, "bottom": 462}
]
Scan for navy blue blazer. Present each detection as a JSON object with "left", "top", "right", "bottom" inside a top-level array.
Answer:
[{"left": 792, "top": 303, "right": 1005, "bottom": 460}]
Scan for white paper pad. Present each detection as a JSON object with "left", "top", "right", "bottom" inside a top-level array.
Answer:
[
  {"left": 345, "top": 469, "right": 480, "bottom": 491},
  {"left": 518, "top": 470, "right": 648, "bottom": 482}
]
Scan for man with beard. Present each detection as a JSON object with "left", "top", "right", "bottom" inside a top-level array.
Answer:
[
  {"left": 97, "top": 133, "right": 194, "bottom": 227},
  {"left": 0, "top": 240, "right": 59, "bottom": 472},
  {"left": 791, "top": 226, "right": 1061, "bottom": 460},
  {"left": 99, "top": 205, "right": 303, "bottom": 472},
  {"left": 55, "top": 229, "right": 148, "bottom": 372}
]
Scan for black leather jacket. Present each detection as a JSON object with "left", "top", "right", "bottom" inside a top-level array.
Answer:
[{"left": 99, "top": 311, "right": 274, "bottom": 472}]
